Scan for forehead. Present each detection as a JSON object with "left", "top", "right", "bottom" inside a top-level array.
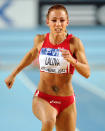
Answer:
[{"left": 49, "top": 9, "right": 67, "bottom": 19}]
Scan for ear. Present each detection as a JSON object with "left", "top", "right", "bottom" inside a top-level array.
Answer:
[
  {"left": 46, "top": 18, "right": 49, "bottom": 26},
  {"left": 67, "top": 19, "right": 69, "bottom": 26}
]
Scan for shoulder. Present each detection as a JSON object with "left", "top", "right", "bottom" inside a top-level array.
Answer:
[
  {"left": 33, "top": 34, "right": 46, "bottom": 49},
  {"left": 70, "top": 35, "right": 84, "bottom": 51},
  {"left": 70, "top": 35, "right": 81, "bottom": 45},
  {"left": 34, "top": 34, "right": 46, "bottom": 44}
]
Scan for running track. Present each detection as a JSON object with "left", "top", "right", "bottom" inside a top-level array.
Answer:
[{"left": 0, "top": 26, "right": 105, "bottom": 131}]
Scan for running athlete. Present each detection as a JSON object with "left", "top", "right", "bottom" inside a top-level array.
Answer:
[{"left": 5, "top": 4, "right": 90, "bottom": 131}]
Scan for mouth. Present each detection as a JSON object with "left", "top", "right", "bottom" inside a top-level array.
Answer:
[{"left": 55, "top": 28, "right": 62, "bottom": 32}]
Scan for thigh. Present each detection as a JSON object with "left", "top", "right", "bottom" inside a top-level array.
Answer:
[
  {"left": 32, "top": 96, "right": 58, "bottom": 122},
  {"left": 56, "top": 102, "right": 77, "bottom": 131}
]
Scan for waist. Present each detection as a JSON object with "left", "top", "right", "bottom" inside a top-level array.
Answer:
[{"left": 38, "top": 73, "right": 74, "bottom": 96}]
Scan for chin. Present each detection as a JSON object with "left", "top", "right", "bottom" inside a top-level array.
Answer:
[{"left": 54, "top": 31, "right": 62, "bottom": 35}]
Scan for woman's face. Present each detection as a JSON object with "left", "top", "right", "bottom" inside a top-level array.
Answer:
[{"left": 46, "top": 9, "right": 69, "bottom": 35}]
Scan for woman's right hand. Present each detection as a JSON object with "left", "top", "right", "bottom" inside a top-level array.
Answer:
[{"left": 5, "top": 75, "right": 15, "bottom": 89}]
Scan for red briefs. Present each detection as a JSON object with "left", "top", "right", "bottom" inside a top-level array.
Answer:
[{"left": 34, "top": 90, "right": 75, "bottom": 115}]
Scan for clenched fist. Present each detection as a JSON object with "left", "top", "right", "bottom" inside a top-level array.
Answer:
[{"left": 5, "top": 75, "right": 15, "bottom": 89}]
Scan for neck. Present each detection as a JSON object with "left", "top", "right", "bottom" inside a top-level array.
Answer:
[{"left": 49, "top": 32, "right": 67, "bottom": 45}]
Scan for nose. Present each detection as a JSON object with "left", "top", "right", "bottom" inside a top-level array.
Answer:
[{"left": 56, "top": 20, "right": 61, "bottom": 26}]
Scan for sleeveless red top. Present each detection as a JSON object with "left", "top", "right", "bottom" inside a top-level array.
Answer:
[{"left": 39, "top": 33, "right": 75, "bottom": 74}]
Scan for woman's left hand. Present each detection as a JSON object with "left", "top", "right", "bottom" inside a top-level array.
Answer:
[{"left": 60, "top": 49, "right": 75, "bottom": 64}]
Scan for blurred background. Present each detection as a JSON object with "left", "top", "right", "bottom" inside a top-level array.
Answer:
[{"left": 0, "top": 0, "right": 105, "bottom": 131}]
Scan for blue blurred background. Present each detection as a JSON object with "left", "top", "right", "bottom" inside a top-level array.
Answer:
[{"left": 0, "top": 0, "right": 105, "bottom": 131}]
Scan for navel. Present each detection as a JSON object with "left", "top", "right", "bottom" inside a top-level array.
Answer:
[{"left": 51, "top": 85, "right": 59, "bottom": 93}]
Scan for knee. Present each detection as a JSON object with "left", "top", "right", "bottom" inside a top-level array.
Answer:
[{"left": 42, "top": 118, "right": 56, "bottom": 130}]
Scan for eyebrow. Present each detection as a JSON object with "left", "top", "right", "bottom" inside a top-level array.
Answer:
[{"left": 51, "top": 17, "right": 65, "bottom": 19}]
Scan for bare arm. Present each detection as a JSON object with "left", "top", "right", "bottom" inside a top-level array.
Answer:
[
  {"left": 73, "top": 37, "right": 90, "bottom": 78},
  {"left": 61, "top": 36, "right": 90, "bottom": 78},
  {"left": 5, "top": 34, "right": 45, "bottom": 88},
  {"left": 11, "top": 48, "right": 38, "bottom": 77}
]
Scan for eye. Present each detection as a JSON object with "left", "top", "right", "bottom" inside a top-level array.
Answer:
[
  {"left": 51, "top": 20, "right": 56, "bottom": 22},
  {"left": 60, "top": 20, "right": 65, "bottom": 22}
]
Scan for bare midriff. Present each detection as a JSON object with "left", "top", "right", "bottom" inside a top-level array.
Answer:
[{"left": 38, "top": 72, "right": 74, "bottom": 96}]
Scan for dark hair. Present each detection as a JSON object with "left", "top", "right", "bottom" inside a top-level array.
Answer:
[{"left": 46, "top": 4, "right": 69, "bottom": 19}]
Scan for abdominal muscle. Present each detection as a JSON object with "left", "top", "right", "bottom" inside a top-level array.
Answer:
[{"left": 37, "top": 72, "right": 74, "bottom": 96}]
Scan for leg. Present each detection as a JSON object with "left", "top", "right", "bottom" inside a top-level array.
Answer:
[
  {"left": 32, "top": 96, "right": 58, "bottom": 131},
  {"left": 56, "top": 102, "right": 77, "bottom": 131}
]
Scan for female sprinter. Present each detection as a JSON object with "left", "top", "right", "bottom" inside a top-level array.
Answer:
[{"left": 5, "top": 4, "right": 90, "bottom": 131}]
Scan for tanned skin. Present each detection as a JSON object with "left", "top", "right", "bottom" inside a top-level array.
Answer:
[{"left": 5, "top": 9, "right": 90, "bottom": 131}]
